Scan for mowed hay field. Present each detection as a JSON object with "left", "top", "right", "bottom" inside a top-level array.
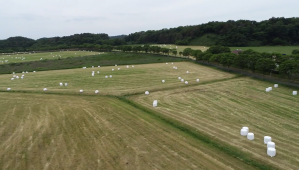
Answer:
[
  {"left": 0, "top": 51, "right": 97, "bottom": 64},
  {"left": 131, "top": 77, "right": 299, "bottom": 169},
  {"left": 0, "top": 62, "right": 236, "bottom": 96},
  {"left": 0, "top": 93, "right": 255, "bottom": 170}
]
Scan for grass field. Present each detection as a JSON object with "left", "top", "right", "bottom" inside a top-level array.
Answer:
[
  {"left": 151, "top": 44, "right": 208, "bottom": 53},
  {"left": 0, "top": 58, "right": 298, "bottom": 169},
  {"left": 0, "top": 51, "right": 96, "bottom": 64},
  {"left": 0, "top": 62, "right": 235, "bottom": 96},
  {"left": 0, "top": 93, "right": 255, "bottom": 169},
  {"left": 230, "top": 46, "right": 299, "bottom": 55},
  {"left": 131, "top": 77, "right": 299, "bottom": 170}
]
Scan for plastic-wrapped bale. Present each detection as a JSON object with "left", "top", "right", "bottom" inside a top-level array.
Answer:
[
  {"left": 171, "top": 63, "right": 173, "bottom": 64},
  {"left": 98, "top": 66, "right": 100, "bottom": 67},
  {"left": 145, "top": 91, "right": 149, "bottom": 95},
  {"left": 293, "top": 91, "right": 297, "bottom": 95},
  {"left": 7, "top": 88, "right": 11, "bottom": 91},
  {"left": 115, "top": 64, "right": 117, "bottom": 66},
  {"left": 92, "top": 73, "right": 94, "bottom": 77},
  {"left": 97, "top": 71, "right": 100, "bottom": 73},
  {"left": 166, "top": 63, "right": 168, "bottom": 64},
  {"left": 59, "top": 82, "right": 63, "bottom": 86},
  {"left": 267, "top": 147, "right": 276, "bottom": 157},
  {"left": 185, "top": 81, "right": 188, "bottom": 84},
  {"left": 112, "top": 69, "right": 114, "bottom": 71},
  {"left": 33, "top": 71, "right": 36, "bottom": 73},
  {"left": 178, "top": 77, "right": 181, "bottom": 80},
  {"left": 196, "top": 79, "right": 200, "bottom": 82},
  {"left": 16, "top": 76, "right": 19, "bottom": 79},
  {"left": 173, "top": 66, "right": 176, "bottom": 69},
  {"left": 118, "top": 68, "right": 120, "bottom": 70},
  {"left": 186, "top": 71, "right": 189, "bottom": 73},
  {"left": 264, "top": 136, "right": 272, "bottom": 144},
  {"left": 126, "top": 65, "right": 129, "bottom": 68},
  {"left": 13, "top": 75, "right": 16, "bottom": 77},
  {"left": 79, "top": 89, "right": 83, "bottom": 93},
  {"left": 267, "top": 142, "right": 275, "bottom": 148},
  {"left": 181, "top": 79, "right": 184, "bottom": 82},
  {"left": 21, "top": 76, "right": 24, "bottom": 79},
  {"left": 247, "top": 133, "right": 254, "bottom": 140},
  {"left": 153, "top": 100, "right": 157, "bottom": 107},
  {"left": 240, "top": 128, "right": 248, "bottom": 136},
  {"left": 92, "top": 66, "right": 94, "bottom": 68},
  {"left": 132, "top": 66, "right": 134, "bottom": 68},
  {"left": 175, "top": 67, "right": 178, "bottom": 70},
  {"left": 105, "top": 76, "right": 108, "bottom": 78},
  {"left": 266, "top": 88, "right": 270, "bottom": 92},
  {"left": 43, "top": 88, "right": 47, "bottom": 91},
  {"left": 13, "top": 72, "right": 15, "bottom": 74},
  {"left": 95, "top": 90, "right": 99, "bottom": 94},
  {"left": 65, "top": 83, "right": 68, "bottom": 86},
  {"left": 162, "top": 80, "right": 165, "bottom": 83},
  {"left": 242, "top": 127, "right": 249, "bottom": 131},
  {"left": 110, "top": 75, "right": 112, "bottom": 78},
  {"left": 274, "top": 84, "right": 278, "bottom": 88},
  {"left": 83, "top": 67, "right": 86, "bottom": 69},
  {"left": 26, "top": 71, "right": 28, "bottom": 73},
  {"left": 11, "top": 78, "right": 14, "bottom": 80},
  {"left": 268, "top": 87, "right": 272, "bottom": 91}
]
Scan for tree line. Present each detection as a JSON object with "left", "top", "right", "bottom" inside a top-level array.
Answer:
[{"left": 125, "top": 17, "right": 299, "bottom": 46}]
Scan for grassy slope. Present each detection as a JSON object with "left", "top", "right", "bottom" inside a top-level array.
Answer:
[
  {"left": 230, "top": 46, "right": 299, "bottom": 55},
  {"left": 189, "top": 33, "right": 218, "bottom": 46},
  {"left": 0, "top": 51, "right": 95, "bottom": 64}
]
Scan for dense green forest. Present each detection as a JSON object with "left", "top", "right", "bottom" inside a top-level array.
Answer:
[
  {"left": 125, "top": 17, "right": 299, "bottom": 46},
  {"left": 1, "top": 17, "right": 299, "bottom": 53}
]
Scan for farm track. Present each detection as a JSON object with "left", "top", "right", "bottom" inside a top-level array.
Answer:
[{"left": 0, "top": 93, "right": 255, "bottom": 170}]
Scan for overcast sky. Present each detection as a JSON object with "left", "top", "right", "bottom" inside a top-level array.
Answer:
[{"left": 0, "top": 0, "right": 298, "bottom": 40}]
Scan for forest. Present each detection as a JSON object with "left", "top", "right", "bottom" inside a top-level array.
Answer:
[{"left": 0, "top": 17, "right": 299, "bottom": 53}]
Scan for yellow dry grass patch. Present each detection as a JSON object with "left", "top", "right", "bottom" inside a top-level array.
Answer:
[
  {"left": 0, "top": 93, "right": 254, "bottom": 170},
  {"left": 131, "top": 77, "right": 299, "bottom": 170},
  {"left": 0, "top": 62, "right": 235, "bottom": 96}
]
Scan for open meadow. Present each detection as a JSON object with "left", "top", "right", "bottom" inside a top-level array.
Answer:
[
  {"left": 0, "top": 51, "right": 97, "bottom": 64},
  {"left": 0, "top": 56, "right": 298, "bottom": 169}
]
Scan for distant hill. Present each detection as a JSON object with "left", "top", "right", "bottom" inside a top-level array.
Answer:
[
  {"left": 124, "top": 17, "right": 299, "bottom": 46},
  {"left": 109, "top": 35, "right": 127, "bottom": 39}
]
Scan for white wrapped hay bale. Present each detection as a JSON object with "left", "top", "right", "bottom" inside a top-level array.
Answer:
[
  {"left": 264, "top": 136, "right": 272, "bottom": 144},
  {"left": 171, "top": 63, "right": 173, "bottom": 64},
  {"left": 185, "top": 81, "right": 188, "bottom": 84},
  {"left": 153, "top": 100, "right": 157, "bottom": 107},
  {"left": 196, "top": 79, "right": 200, "bottom": 82},
  {"left": 186, "top": 71, "right": 189, "bottom": 73},
  {"left": 132, "top": 65, "right": 134, "bottom": 68},
  {"left": 240, "top": 128, "right": 248, "bottom": 136},
  {"left": 105, "top": 76, "right": 108, "bottom": 78},
  {"left": 13, "top": 72, "right": 15, "bottom": 74},
  {"left": 26, "top": 71, "right": 28, "bottom": 73},
  {"left": 109, "top": 75, "right": 112, "bottom": 78},
  {"left": 95, "top": 90, "right": 99, "bottom": 94},
  {"left": 115, "top": 64, "right": 117, "bottom": 66},
  {"left": 16, "top": 76, "right": 19, "bottom": 79},
  {"left": 166, "top": 63, "right": 168, "bottom": 64},
  {"left": 11, "top": 78, "right": 14, "bottom": 80},
  {"left": 274, "top": 84, "right": 278, "bottom": 88},
  {"left": 126, "top": 65, "right": 129, "bottom": 68},
  {"left": 181, "top": 79, "right": 184, "bottom": 82},
  {"left": 97, "top": 71, "right": 100, "bottom": 73},
  {"left": 178, "top": 77, "right": 181, "bottom": 80},
  {"left": 293, "top": 91, "right": 297, "bottom": 95},
  {"left": 65, "top": 83, "right": 68, "bottom": 86},
  {"left": 145, "top": 91, "right": 149, "bottom": 95},
  {"left": 266, "top": 88, "right": 270, "bottom": 92},
  {"left": 267, "top": 147, "right": 276, "bottom": 157},
  {"left": 98, "top": 66, "right": 100, "bottom": 67},
  {"left": 118, "top": 68, "right": 120, "bottom": 70},
  {"left": 43, "top": 88, "right": 47, "bottom": 91},
  {"left": 79, "top": 89, "right": 83, "bottom": 93},
  {"left": 247, "top": 133, "right": 254, "bottom": 140},
  {"left": 33, "top": 71, "right": 36, "bottom": 73},
  {"left": 267, "top": 142, "right": 275, "bottom": 149},
  {"left": 112, "top": 69, "right": 114, "bottom": 71},
  {"left": 59, "top": 83, "right": 63, "bottom": 86},
  {"left": 7, "top": 88, "right": 11, "bottom": 91},
  {"left": 92, "top": 66, "right": 94, "bottom": 68},
  {"left": 83, "top": 67, "right": 86, "bottom": 69},
  {"left": 268, "top": 87, "right": 272, "bottom": 91},
  {"left": 162, "top": 80, "right": 165, "bottom": 83}
]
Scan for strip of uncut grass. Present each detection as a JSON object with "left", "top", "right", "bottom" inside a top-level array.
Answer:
[{"left": 116, "top": 96, "right": 277, "bottom": 170}]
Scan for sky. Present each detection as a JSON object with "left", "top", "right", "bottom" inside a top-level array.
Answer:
[{"left": 0, "top": 0, "right": 298, "bottom": 40}]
